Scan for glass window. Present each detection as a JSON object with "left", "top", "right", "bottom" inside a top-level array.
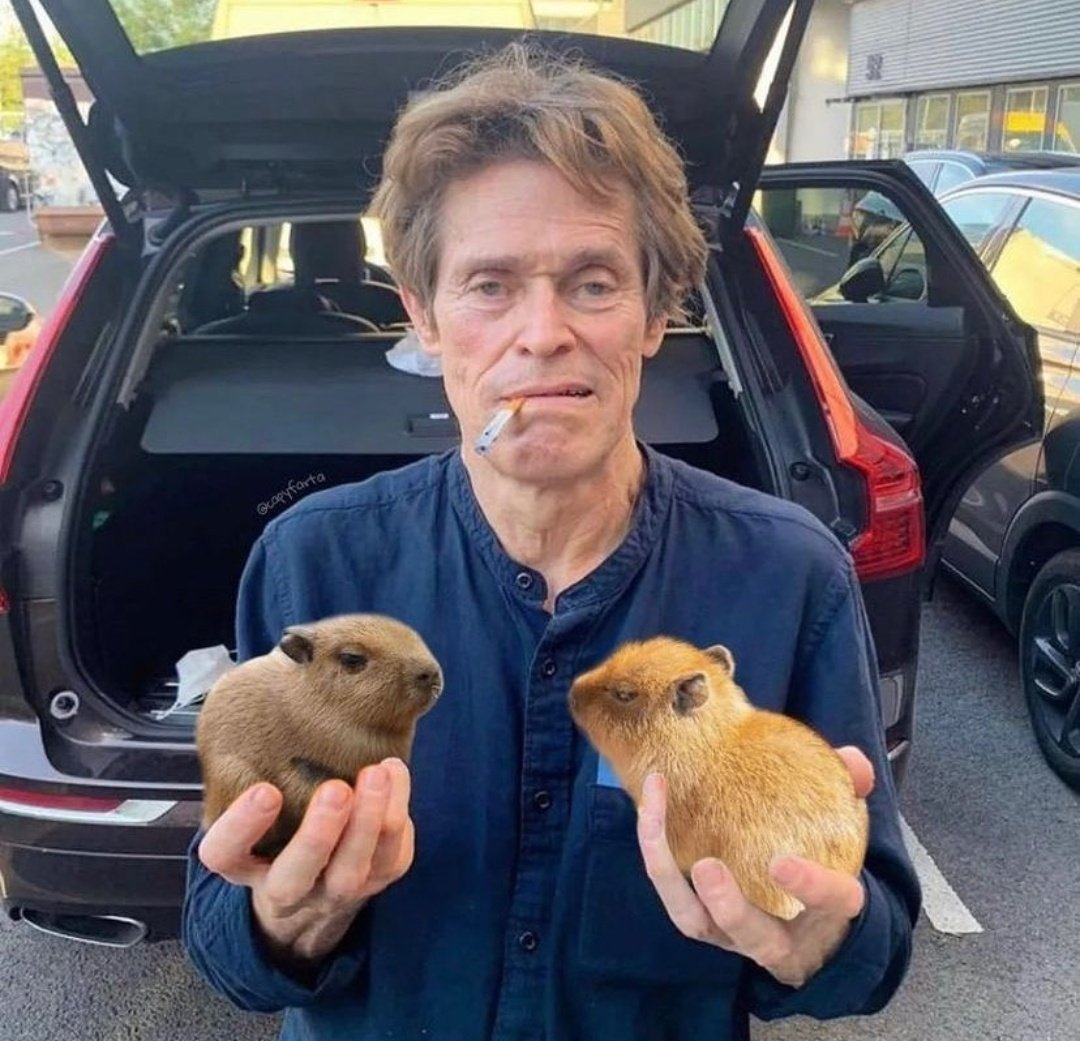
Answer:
[
  {"left": 936, "top": 161, "right": 975, "bottom": 194},
  {"left": 850, "top": 100, "right": 906, "bottom": 159},
  {"left": 1004, "top": 86, "right": 1050, "bottom": 151},
  {"left": 876, "top": 227, "right": 928, "bottom": 301},
  {"left": 915, "top": 95, "right": 950, "bottom": 149},
  {"left": 1055, "top": 84, "right": 1080, "bottom": 153},
  {"left": 955, "top": 91, "right": 991, "bottom": 151},
  {"left": 753, "top": 186, "right": 910, "bottom": 298},
  {"left": 906, "top": 160, "right": 938, "bottom": 189},
  {"left": 940, "top": 191, "right": 1015, "bottom": 252},
  {"left": 991, "top": 198, "right": 1080, "bottom": 335}
]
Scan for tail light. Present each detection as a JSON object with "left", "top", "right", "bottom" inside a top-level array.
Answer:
[
  {"left": 0, "top": 229, "right": 115, "bottom": 486},
  {"left": 745, "top": 226, "right": 926, "bottom": 581},
  {"left": 0, "top": 786, "right": 123, "bottom": 814}
]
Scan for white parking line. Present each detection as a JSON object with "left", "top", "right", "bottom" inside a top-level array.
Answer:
[
  {"left": 0, "top": 240, "right": 39, "bottom": 257},
  {"left": 900, "top": 815, "right": 983, "bottom": 935}
]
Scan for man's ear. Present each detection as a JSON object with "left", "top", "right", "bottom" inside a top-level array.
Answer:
[
  {"left": 400, "top": 287, "right": 441, "bottom": 357},
  {"left": 642, "top": 313, "right": 667, "bottom": 359}
]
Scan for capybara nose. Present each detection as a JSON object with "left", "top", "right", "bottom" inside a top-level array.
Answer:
[{"left": 414, "top": 666, "right": 443, "bottom": 699}]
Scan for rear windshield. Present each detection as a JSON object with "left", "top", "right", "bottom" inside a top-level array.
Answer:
[{"left": 106, "top": 0, "right": 730, "bottom": 55}]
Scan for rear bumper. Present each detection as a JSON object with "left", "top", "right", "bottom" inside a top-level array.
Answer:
[{"left": 0, "top": 801, "right": 200, "bottom": 941}]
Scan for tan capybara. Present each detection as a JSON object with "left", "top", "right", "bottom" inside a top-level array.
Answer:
[
  {"left": 568, "top": 636, "right": 869, "bottom": 919},
  {"left": 195, "top": 613, "right": 443, "bottom": 858}
]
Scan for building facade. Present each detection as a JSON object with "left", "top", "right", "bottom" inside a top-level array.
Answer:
[{"left": 847, "top": 0, "right": 1080, "bottom": 157}]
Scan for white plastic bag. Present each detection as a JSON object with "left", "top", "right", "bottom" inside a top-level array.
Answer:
[{"left": 160, "top": 644, "right": 237, "bottom": 718}]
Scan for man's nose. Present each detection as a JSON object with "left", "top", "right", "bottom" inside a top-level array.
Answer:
[{"left": 515, "top": 282, "right": 573, "bottom": 356}]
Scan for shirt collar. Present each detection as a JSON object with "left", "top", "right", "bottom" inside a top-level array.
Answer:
[{"left": 447, "top": 441, "right": 674, "bottom": 613}]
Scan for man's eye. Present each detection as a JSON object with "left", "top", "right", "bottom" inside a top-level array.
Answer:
[{"left": 472, "top": 280, "right": 506, "bottom": 298}]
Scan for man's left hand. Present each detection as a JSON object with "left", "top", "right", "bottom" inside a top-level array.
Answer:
[{"left": 637, "top": 746, "right": 874, "bottom": 988}]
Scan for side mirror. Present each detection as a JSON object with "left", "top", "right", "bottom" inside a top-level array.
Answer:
[
  {"left": 0, "top": 293, "right": 34, "bottom": 337},
  {"left": 838, "top": 258, "right": 886, "bottom": 303},
  {"left": 888, "top": 266, "right": 927, "bottom": 301}
]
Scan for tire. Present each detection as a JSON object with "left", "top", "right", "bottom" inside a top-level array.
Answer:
[{"left": 1019, "top": 549, "right": 1080, "bottom": 790}]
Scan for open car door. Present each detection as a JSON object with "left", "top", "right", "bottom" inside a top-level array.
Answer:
[{"left": 755, "top": 160, "right": 1043, "bottom": 560}]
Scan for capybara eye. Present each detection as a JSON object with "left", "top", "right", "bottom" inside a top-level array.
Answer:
[
  {"left": 611, "top": 688, "right": 637, "bottom": 704},
  {"left": 339, "top": 652, "right": 368, "bottom": 670}
]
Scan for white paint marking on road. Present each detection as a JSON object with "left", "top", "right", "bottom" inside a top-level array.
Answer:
[
  {"left": 775, "top": 235, "right": 841, "bottom": 258},
  {"left": 0, "top": 240, "right": 39, "bottom": 257},
  {"left": 900, "top": 814, "right": 983, "bottom": 935}
]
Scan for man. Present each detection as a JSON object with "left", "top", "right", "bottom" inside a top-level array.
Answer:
[{"left": 183, "top": 42, "right": 921, "bottom": 1040}]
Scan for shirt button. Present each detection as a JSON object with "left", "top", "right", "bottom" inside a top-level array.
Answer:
[
  {"left": 541, "top": 658, "right": 557, "bottom": 677},
  {"left": 515, "top": 571, "right": 533, "bottom": 590},
  {"left": 518, "top": 930, "right": 539, "bottom": 952},
  {"left": 533, "top": 790, "right": 552, "bottom": 811}
]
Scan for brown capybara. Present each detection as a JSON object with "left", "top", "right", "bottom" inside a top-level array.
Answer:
[
  {"left": 196, "top": 613, "right": 443, "bottom": 858},
  {"left": 568, "top": 636, "right": 868, "bottom": 919}
]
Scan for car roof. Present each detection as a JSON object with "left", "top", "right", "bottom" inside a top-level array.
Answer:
[
  {"left": 940, "top": 168, "right": 1080, "bottom": 200},
  {"left": 905, "top": 149, "right": 1080, "bottom": 173}
]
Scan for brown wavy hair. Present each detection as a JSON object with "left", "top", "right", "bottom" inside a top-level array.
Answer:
[{"left": 368, "top": 41, "right": 708, "bottom": 324}]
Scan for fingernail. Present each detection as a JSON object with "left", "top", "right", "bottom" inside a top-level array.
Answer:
[
  {"left": 251, "top": 785, "right": 278, "bottom": 811},
  {"left": 318, "top": 783, "right": 349, "bottom": 809},
  {"left": 772, "top": 859, "right": 799, "bottom": 885},
  {"left": 363, "top": 766, "right": 389, "bottom": 792}
]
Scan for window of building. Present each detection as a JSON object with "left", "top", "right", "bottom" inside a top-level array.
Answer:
[
  {"left": 955, "top": 92, "right": 991, "bottom": 151},
  {"left": 850, "top": 99, "right": 906, "bottom": 159},
  {"left": 991, "top": 198, "right": 1080, "bottom": 335},
  {"left": 914, "top": 94, "right": 950, "bottom": 150},
  {"left": 1055, "top": 84, "right": 1080, "bottom": 154},
  {"left": 1003, "top": 86, "right": 1050, "bottom": 151}
]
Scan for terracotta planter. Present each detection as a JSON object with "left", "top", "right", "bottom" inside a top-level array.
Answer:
[{"left": 34, "top": 206, "right": 105, "bottom": 253}]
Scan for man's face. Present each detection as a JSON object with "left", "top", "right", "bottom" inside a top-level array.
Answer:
[{"left": 402, "top": 159, "right": 666, "bottom": 485}]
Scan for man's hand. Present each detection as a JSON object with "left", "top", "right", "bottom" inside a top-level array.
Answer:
[
  {"left": 637, "top": 746, "right": 875, "bottom": 988},
  {"left": 197, "top": 757, "right": 414, "bottom": 971}
]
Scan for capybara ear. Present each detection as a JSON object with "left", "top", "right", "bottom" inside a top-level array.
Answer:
[
  {"left": 279, "top": 626, "right": 314, "bottom": 664},
  {"left": 673, "top": 673, "right": 708, "bottom": 716},
  {"left": 704, "top": 644, "right": 735, "bottom": 677}
]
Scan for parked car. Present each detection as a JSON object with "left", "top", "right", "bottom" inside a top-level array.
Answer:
[
  {"left": 0, "top": 0, "right": 1040, "bottom": 946},
  {"left": 846, "top": 149, "right": 1080, "bottom": 265},
  {"left": 763, "top": 165, "right": 1080, "bottom": 790},
  {"left": 903, "top": 148, "right": 1080, "bottom": 196}
]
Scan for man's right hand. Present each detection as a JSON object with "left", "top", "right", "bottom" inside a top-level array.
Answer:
[{"left": 197, "top": 757, "right": 414, "bottom": 971}]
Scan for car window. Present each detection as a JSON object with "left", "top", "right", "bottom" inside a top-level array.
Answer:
[
  {"left": 875, "top": 226, "right": 928, "bottom": 300},
  {"left": 935, "top": 162, "right": 975, "bottom": 194},
  {"left": 939, "top": 191, "right": 1015, "bottom": 252},
  {"left": 906, "top": 160, "right": 938, "bottom": 190},
  {"left": 989, "top": 198, "right": 1080, "bottom": 336},
  {"left": 752, "top": 185, "right": 912, "bottom": 298}
]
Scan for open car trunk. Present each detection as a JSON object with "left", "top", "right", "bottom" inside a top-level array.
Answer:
[{"left": 72, "top": 329, "right": 766, "bottom": 719}]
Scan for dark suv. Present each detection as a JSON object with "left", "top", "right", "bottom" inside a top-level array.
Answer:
[{"left": 0, "top": 0, "right": 1040, "bottom": 946}]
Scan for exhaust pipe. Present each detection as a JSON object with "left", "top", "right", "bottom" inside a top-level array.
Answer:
[{"left": 17, "top": 907, "right": 148, "bottom": 948}]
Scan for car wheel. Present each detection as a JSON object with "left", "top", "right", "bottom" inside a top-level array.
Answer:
[{"left": 1019, "top": 550, "right": 1080, "bottom": 790}]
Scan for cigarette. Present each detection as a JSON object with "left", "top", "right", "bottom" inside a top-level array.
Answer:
[{"left": 474, "top": 397, "right": 525, "bottom": 456}]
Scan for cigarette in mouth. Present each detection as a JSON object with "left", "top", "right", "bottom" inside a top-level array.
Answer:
[{"left": 474, "top": 397, "right": 525, "bottom": 456}]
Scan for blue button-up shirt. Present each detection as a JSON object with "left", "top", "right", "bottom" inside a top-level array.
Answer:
[{"left": 182, "top": 444, "right": 920, "bottom": 1040}]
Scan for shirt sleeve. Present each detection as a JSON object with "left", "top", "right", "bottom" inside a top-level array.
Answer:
[
  {"left": 747, "top": 561, "right": 922, "bottom": 1021},
  {"left": 180, "top": 529, "right": 370, "bottom": 1012}
]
